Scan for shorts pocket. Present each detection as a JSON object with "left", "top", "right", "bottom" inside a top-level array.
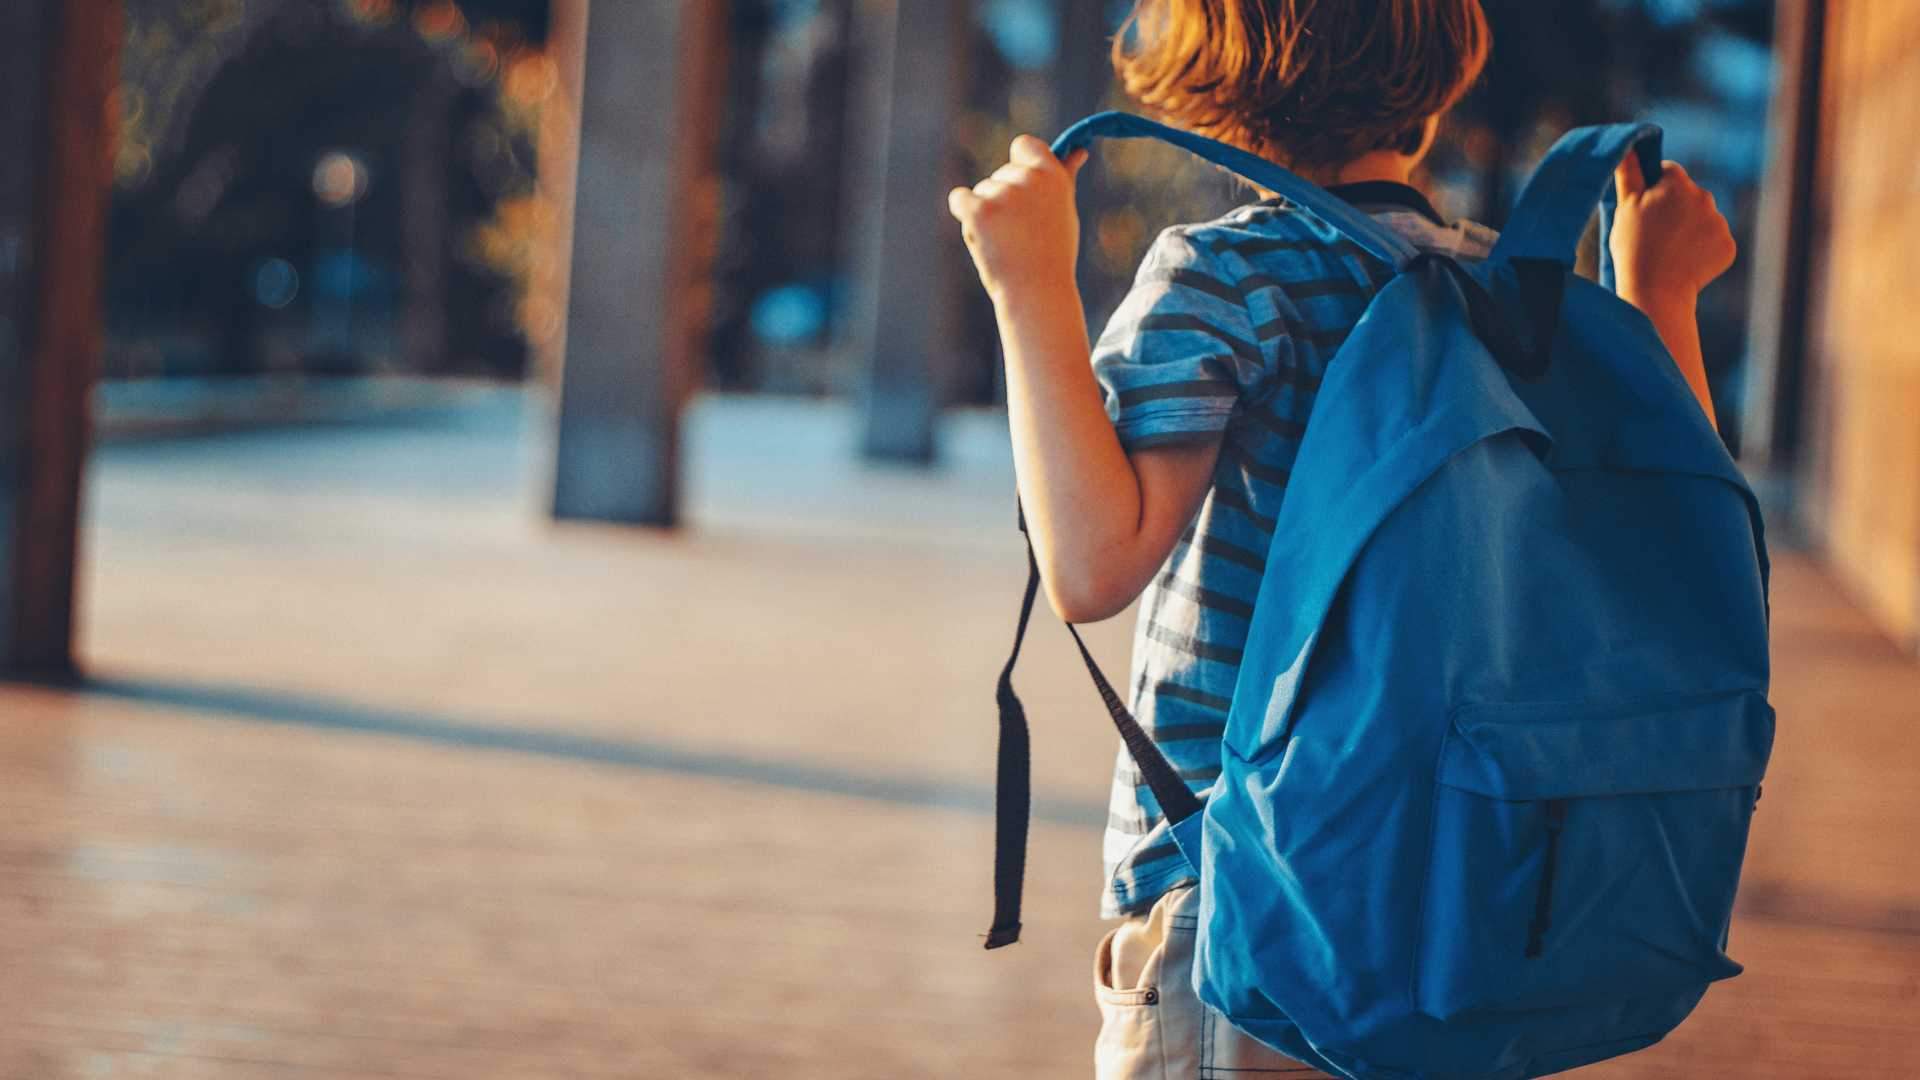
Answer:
[
  {"left": 1095, "top": 923, "right": 1166, "bottom": 1079},
  {"left": 1415, "top": 689, "right": 1772, "bottom": 1019}
]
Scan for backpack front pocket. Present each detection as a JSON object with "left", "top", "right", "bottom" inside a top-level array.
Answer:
[{"left": 1414, "top": 689, "right": 1773, "bottom": 1020}]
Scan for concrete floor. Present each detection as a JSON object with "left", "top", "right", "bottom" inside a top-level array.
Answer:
[{"left": 0, "top": 387, "right": 1912, "bottom": 1077}]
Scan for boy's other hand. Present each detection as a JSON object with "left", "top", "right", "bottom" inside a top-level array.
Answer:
[
  {"left": 1608, "top": 157, "right": 1737, "bottom": 311},
  {"left": 949, "top": 136, "right": 1089, "bottom": 303}
]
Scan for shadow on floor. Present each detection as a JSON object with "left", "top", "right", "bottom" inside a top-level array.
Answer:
[{"left": 77, "top": 672, "right": 1109, "bottom": 829}]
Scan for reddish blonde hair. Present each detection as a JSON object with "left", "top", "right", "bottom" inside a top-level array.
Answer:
[{"left": 1113, "top": 0, "right": 1491, "bottom": 172}]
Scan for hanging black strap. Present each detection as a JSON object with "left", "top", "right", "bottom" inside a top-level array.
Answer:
[
  {"left": 985, "top": 505, "right": 1206, "bottom": 949},
  {"left": 984, "top": 537, "right": 1040, "bottom": 949}
]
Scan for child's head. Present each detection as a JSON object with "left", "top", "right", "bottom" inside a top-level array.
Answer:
[{"left": 1113, "top": 0, "right": 1490, "bottom": 176}]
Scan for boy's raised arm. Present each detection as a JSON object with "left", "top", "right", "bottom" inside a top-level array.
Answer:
[
  {"left": 1608, "top": 158, "right": 1738, "bottom": 427},
  {"left": 949, "top": 136, "right": 1219, "bottom": 623}
]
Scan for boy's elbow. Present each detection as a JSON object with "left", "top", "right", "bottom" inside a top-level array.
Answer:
[{"left": 1043, "top": 567, "right": 1137, "bottom": 625}]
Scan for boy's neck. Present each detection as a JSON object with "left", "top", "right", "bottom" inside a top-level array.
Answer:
[{"left": 1316, "top": 148, "right": 1420, "bottom": 188}]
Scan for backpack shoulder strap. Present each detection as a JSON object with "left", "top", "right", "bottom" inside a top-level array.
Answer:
[
  {"left": 1052, "top": 111, "right": 1420, "bottom": 271},
  {"left": 1490, "top": 124, "right": 1664, "bottom": 291}
]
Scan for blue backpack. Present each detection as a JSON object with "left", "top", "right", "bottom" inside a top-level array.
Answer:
[{"left": 987, "top": 112, "right": 1773, "bottom": 1079}]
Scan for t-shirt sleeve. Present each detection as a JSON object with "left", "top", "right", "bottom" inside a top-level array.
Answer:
[{"left": 1091, "top": 226, "right": 1265, "bottom": 449}]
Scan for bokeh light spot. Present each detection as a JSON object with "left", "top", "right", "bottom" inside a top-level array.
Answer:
[
  {"left": 312, "top": 150, "right": 370, "bottom": 208},
  {"left": 252, "top": 258, "right": 301, "bottom": 310}
]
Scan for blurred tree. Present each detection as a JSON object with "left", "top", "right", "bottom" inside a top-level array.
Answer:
[
  {"left": 1450, "top": 0, "right": 1619, "bottom": 224},
  {"left": 1449, "top": 0, "right": 1773, "bottom": 224},
  {"left": 109, "top": 0, "right": 552, "bottom": 379}
]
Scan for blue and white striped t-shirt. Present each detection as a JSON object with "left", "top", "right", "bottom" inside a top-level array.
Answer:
[{"left": 1093, "top": 184, "right": 1497, "bottom": 918}]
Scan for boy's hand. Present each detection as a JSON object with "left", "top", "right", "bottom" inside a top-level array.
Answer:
[
  {"left": 1609, "top": 156, "right": 1731, "bottom": 425},
  {"left": 1608, "top": 157, "right": 1737, "bottom": 312},
  {"left": 949, "top": 136, "right": 1089, "bottom": 303}
]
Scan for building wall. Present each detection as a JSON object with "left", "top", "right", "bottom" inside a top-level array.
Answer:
[{"left": 1802, "top": 0, "right": 1920, "bottom": 646}]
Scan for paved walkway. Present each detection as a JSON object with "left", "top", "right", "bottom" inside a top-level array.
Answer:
[{"left": 0, "top": 388, "right": 1912, "bottom": 1077}]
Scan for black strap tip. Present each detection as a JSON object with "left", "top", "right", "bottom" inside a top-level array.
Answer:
[{"left": 983, "top": 924, "right": 1022, "bottom": 950}]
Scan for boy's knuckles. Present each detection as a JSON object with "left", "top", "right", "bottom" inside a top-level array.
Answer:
[
  {"left": 1009, "top": 134, "right": 1050, "bottom": 161},
  {"left": 991, "top": 166, "right": 1044, "bottom": 191}
]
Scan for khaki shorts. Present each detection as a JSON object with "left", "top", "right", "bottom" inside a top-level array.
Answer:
[{"left": 1094, "top": 886, "right": 1332, "bottom": 1079}]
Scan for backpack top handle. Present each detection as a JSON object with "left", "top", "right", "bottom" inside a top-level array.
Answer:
[
  {"left": 1491, "top": 123, "right": 1665, "bottom": 292},
  {"left": 1051, "top": 111, "right": 1421, "bottom": 272}
]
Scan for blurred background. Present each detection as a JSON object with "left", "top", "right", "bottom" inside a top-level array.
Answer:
[{"left": 0, "top": 0, "right": 1914, "bottom": 1076}]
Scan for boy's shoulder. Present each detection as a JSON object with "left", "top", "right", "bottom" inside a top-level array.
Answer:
[
  {"left": 1149, "top": 202, "right": 1344, "bottom": 262},
  {"left": 1142, "top": 202, "right": 1392, "bottom": 287}
]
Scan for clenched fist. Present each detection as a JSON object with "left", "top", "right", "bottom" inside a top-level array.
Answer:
[
  {"left": 949, "top": 135, "right": 1090, "bottom": 302},
  {"left": 1609, "top": 157, "right": 1737, "bottom": 307}
]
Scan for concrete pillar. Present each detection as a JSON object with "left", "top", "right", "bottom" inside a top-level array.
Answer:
[
  {"left": 400, "top": 67, "right": 457, "bottom": 374},
  {"left": 550, "top": 0, "right": 727, "bottom": 526},
  {"left": 846, "top": 0, "right": 969, "bottom": 463},
  {"left": 0, "top": 0, "right": 118, "bottom": 677}
]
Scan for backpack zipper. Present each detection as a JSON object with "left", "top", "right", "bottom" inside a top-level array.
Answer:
[{"left": 1524, "top": 799, "right": 1570, "bottom": 958}]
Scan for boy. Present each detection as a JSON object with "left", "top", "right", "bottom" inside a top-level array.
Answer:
[{"left": 948, "top": 0, "right": 1736, "bottom": 1075}]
